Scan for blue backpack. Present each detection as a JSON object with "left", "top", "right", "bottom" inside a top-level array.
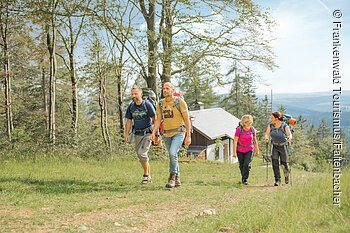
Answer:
[{"left": 269, "top": 122, "right": 288, "bottom": 145}]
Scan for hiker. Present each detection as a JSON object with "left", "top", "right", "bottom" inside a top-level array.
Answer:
[
  {"left": 233, "top": 115, "right": 259, "bottom": 185},
  {"left": 264, "top": 111, "right": 292, "bottom": 186},
  {"left": 150, "top": 82, "right": 191, "bottom": 188},
  {"left": 125, "top": 87, "right": 156, "bottom": 184}
]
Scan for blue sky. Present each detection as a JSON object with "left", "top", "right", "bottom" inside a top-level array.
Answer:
[{"left": 253, "top": 0, "right": 350, "bottom": 94}]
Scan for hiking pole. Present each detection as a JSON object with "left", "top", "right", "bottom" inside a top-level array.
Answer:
[
  {"left": 265, "top": 142, "right": 269, "bottom": 182},
  {"left": 288, "top": 142, "right": 292, "bottom": 187}
]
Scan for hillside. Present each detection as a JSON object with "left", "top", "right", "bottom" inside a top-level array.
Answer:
[
  {"left": 265, "top": 90, "right": 350, "bottom": 139},
  {"left": 0, "top": 156, "right": 349, "bottom": 232},
  {"left": 271, "top": 90, "right": 350, "bottom": 113}
]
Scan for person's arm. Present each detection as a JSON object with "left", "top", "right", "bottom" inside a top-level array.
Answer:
[
  {"left": 182, "top": 110, "right": 191, "bottom": 147},
  {"left": 125, "top": 119, "right": 132, "bottom": 143},
  {"left": 233, "top": 136, "right": 239, "bottom": 158},
  {"left": 124, "top": 105, "right": 132, "bottom": 143},
  {"left": 150, "top": 105, "right": 162, "bottom": 141},
  {"left": 264, "top": 124, "right": 271, "bottom": 143},
  {"left": 151, "top": 116, "right": 156, "bottom": 124},
  {"left": 285, "top": 125, "right": 292, "bottom": 142},
  {"left": 253, "top": 135, "right": 259, "bottom": 156}
]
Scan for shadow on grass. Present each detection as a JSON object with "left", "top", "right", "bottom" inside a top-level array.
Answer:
[
  {"left": 193, "top": 180, "right": 242, "bottom": 189},
  {"left": 192, "top": 179, "right": 280, "bottom": 189},
  {"left": 0, "top": 177, "right": 165, "bottom": 194}
]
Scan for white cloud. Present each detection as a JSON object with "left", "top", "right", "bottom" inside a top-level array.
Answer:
[{"left": 256, "top": 0, "right": 350, "bottom": 94}]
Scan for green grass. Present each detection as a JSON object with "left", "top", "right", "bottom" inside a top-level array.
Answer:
[{"left": 0, "top": 156, "right": 349, "bottom": 232}]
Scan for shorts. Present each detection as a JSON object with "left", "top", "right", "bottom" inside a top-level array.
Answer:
[{"left": 134, "top": 133, "right": 152, "bottom": 162}]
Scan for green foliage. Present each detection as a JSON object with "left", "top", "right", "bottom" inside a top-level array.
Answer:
[
  {"left": 0, "top": 0, "right": 348, "bottom": 176},
  {"left": 179, "top": 69, "right": 221, "bottom": 109}
]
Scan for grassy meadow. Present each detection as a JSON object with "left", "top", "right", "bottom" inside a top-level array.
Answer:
[{"left": 0, "top": 153, "right": 349, "bottom": 232}]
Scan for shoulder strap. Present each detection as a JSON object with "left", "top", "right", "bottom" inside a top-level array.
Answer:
[
  {"left": 174, "top": 97, "right": 185, "bottom": 120},
  {"left": 159, "top": 99, "right": 165, "bottom": 120},
  {"left": 129, "top": 101, "right": 136, "bottom": 113},
  {"left": 251, "top": 126, "right": 256, "bottom": 134},
  {"left": 239, "top": 126, "right": 255, "bottom": 135},
  {"left": 281, "top": 122, "right": 287, "bottom": 135},
  {"left": 270, "top": 122, "right": 287, "bottom": 135},
  {"left": 174, "top": 97, "right": 181, "bottom": 113},
  {"left": 130, "top": 100, "right": 148, "bottom": 115},
  {"left": 159, "top": 99, "right": 164, "bottom": 109},
  {"left": 142, "top": 100, "right": 148, "bottom": 115}
]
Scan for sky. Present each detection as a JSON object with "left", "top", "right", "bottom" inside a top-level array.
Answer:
[{"left": 251, "top": 0, "right": 350, "bottom": 94}]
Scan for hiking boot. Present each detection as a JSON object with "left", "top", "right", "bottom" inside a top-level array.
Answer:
[
  {"left": 175, "top": 176, "right": 181, "bottom": 187},
  {"left": 141, "top": 174, "right": 152, "bottom": 184},
  {"left": 285, "top": 175, "right": 289, "bottom": 184},
  {"left": 165, "top": 173, "right": 176, "bottom": 188},
  {"left": 274, "top": 180, "right": 281, "bottom": 186},
  {"left": 282, "top": 166, "right": 290, "bottom": 184}
]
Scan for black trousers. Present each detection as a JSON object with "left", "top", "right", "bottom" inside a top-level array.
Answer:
[
  {"left": 271, "top": 144, "right": 289, "bottom": 181},
  {"left": 237, "top": 151, "right": 253, "bottom": 181}
]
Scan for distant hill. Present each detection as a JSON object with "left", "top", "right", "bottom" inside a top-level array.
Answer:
[
  {"left": 265, "top": 90, "right": 350, "bottom": 143},
  {"left": 270, "top": 90, "right": 350, "bottom": 113}
]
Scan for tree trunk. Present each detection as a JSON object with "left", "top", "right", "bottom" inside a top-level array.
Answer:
[
  {"left": 116, "top": 64, "right": 124, "bottom": 137},
  {"left": 41, "top": 66, "right": 49, "bottom": 130},
  {"left": 99, "top": 76, "right": 110, "bottom": 148},
  {"left": 99, "top": 79, "right": 107, "bottom": 146},
  {"left": 1, "top": 2, "right": 14, "bottom": 142},
  {"left": 69, "top": 48, "right": 78, "bottom": 140},
  {"left": 102, "top": 78, "right": 111, "bottom": 148},
  {"left": 115, "top": 38, "right": 127, "bottom": 137},
  {"left": 139, "top": 0, "right": 158, "bottom": 95},
  {"left": 4, "top": 42, "right": 14, "bottom": 141},
  {"left": 235, "top": 73, "right": 239, "bottom": 117},
  {"left": 160, "top": 0, "right": 172, "bottom": 85},
  {"left": 47, "top": 20, "right": 57, "bottom": 144},
  {"left": 96, "top": 45, "right": 110, "bottom": 148}
]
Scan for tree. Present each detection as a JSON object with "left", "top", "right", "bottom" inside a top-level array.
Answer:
[
  {"left": 83, "top": 34, "right": 112, "bottom": 148},
  {"left": 179, "top": 72, "right": 220, "bottom": 110},
  {"left": 0, "top": 0, "right": 16, "bottom": 141},
  {"left": 137, "top": 0, "right": 159, "bottom": 93},
  {"left": 169, "top": 0, "right": 276, "bottom": 87},
  {"left": 220, "top": 69, "right": 260, "bottom": 119},
  {"left": 317, "top": 118, "right": 330, "bottom": 140},
  {"left": 56, "top": 0, "right": 91, "bottom": 143},
  {"left": 43, "top": 0, "right": 59, "bottom": 144},
  {"left": 98, "top": 0, "right": 134, "bottom": 136},
  {"left": 277, "top": 104, "right": 286, "bottom": 114}
]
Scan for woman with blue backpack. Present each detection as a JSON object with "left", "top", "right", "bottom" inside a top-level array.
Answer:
[
  {"left": 233, "top": 115, "right": 259, "bottom": 185},
  {"left": 264, "top": 111, "right": 292, "bottom": 186}
]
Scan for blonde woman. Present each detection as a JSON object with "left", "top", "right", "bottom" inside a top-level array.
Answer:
[{"left": 233, "top": 115, "right": 259, "bottom": 185}]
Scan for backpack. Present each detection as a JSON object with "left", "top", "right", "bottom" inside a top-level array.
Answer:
[
  {"left": 237, "top": 123, "right": 256, "bottom": 135},
  {"left": 128, "top": 88, "right": 161, "bottom": 145},
  {"left": 158, "top": 95, "right": 193, "bottom": 135},
  {"left": 283, "top": 114, "right": 297, "bottom": 134},
  {"left": 236, "top": 123, "right": 256, "bottom": 148},
  {"left": 141, "top": 88, "right": 157, "bottom": 110},
  {"left": 269, "top": 122, "right": 288, "bottom": 145}
]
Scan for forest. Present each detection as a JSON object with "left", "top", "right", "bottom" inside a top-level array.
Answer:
[{"left": 1, "top": 0, "right": 348, "bottom": 170}]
